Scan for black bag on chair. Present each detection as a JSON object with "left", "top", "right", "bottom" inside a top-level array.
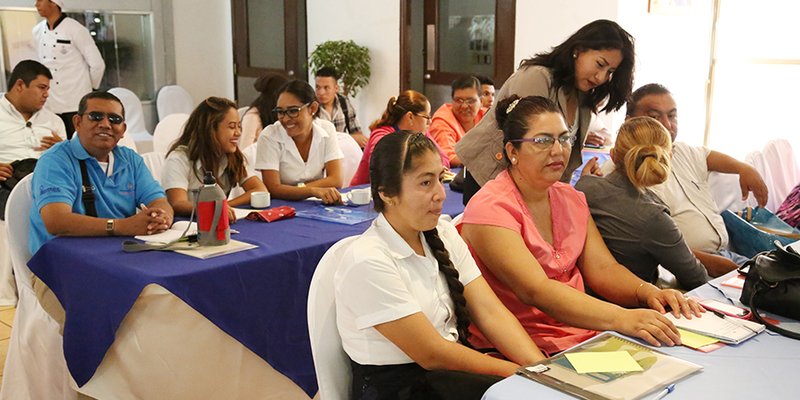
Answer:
[
  {"left": 0, "top": 158, "right": 37, "bottom": 220},
  {"left": 739, "top": 242, "right": 800, "bottom": 340}
]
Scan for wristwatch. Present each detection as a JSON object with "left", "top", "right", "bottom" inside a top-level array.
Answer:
[
  {"left": 297, "top": 182, "right": 306, "bottom": 188},
  {"left": 106, "top": 219, "right": 115, "bottom": 236}
]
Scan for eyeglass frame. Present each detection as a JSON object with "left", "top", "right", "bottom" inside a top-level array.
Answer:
[
  {"left": 82, "top": 111, "right": 125, "bottom": 125},
  {"left": 508, "top": 134, "right": 576, "bottom": 150},
  {"left": 452, "top": 97, "right": 479, "bottom": 106},
  {"left": 272, "top": 103, "right": 311, "bottom": 119},
  {"left": 413, "top": 112, "right": 432, "bottom": 121}
]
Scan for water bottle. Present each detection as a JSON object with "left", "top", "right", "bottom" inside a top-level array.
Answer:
[{"left": 197, "top": 171, "right": 230, "bottom": 246}]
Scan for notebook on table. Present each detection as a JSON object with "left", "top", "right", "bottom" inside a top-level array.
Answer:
[
  {"left": 516, "top": 332, "right": 702, "bottom": 400},
  {"left": 664, "top": 311, "right": 764, "bottom": 344}
]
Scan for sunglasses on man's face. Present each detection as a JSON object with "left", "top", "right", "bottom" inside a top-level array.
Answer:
[{"left": 84, "top": 111, "right": 125, "bottom": 125}]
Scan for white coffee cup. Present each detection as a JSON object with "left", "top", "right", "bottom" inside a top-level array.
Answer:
[
  {"left": 349, "top": 188, "right": 371, "bottom": 205},
  {"left": 250, "top": 191, "right": 270, "bottom": 208}
]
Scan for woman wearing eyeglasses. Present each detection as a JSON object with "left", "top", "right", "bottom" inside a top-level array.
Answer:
[
  {"left": 255, "top": 80, "right": 344, "bottom": 204},
  {"left": 455, "top": 19, "right": 636, "bottom": 205},
  {"left": 459, "top": 96, "right": 703, "bottom": 356},
  {"left": 575, "top": 117, "right": 710, "bottom": 290},
  {"left": 162, "top": 97, "right": 266, "bottom": 222},
  {"left": 350, "top": 90, "right": 449, "bottom": 186},
  {"left": 428, "top": 76, "right": 486, "bottom": 168}
]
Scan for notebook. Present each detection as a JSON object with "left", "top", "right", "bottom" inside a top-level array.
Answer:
[
  {"left": 664, "top": 311, "right": 764, "bottom": 344},
  {"left": 516, "top": 332, "right": 702, "bottom": 400},
  {"left": 173, "top": 239, "right": 257, "bottom": 259}
]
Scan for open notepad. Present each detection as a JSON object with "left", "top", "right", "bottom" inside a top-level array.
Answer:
[
  {"left": 665, "top": 311, "right": 764, "bottom": 344},
  {"left": 172, "top": 239, "right": 257, "bottom": 259},
  {"left": 134, "top": 221, "right": 197, "bottom": 244}
]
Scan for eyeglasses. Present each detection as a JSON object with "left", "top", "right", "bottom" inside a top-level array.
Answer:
[
  {"left": 510, "top": 135, "right": 576, "bottom": 150},
  {"left": 453, "top": 97, "right": 479, "bottom": 105},
  {"left": 84, "top": 111, "right": 125, "bottom": 125},
  {"left": 272, "top": 103, "right": 310, "bottom": 119},
  {"left": 413, "top": 112, "right": 432, "bottom": 121}
]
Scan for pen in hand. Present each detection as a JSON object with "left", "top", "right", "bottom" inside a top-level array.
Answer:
[{"left": 653, "top": 383, "right": 675, "bottom": 400}]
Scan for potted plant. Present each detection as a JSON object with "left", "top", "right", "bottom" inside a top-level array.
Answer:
[{"left": 308, "top": 40, "right": 371, "bottom": 97}]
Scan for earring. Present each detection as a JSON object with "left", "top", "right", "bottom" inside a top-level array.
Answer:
[
  {"left": 511, "top": 157, "right": 517, "bottom": 164},
  {"left": 572, "top": 52, "right": 577, "bottom": 59}
]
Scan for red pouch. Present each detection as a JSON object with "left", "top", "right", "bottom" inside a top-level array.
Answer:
[{"left": 245, "top": 206, "right": 296, "bottom": 222}]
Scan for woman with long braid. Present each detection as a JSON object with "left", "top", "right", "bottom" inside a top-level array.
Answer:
[{"left": 334, "top": 132, "right": 543, "bottom": 400}]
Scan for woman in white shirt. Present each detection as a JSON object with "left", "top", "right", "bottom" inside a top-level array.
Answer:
[
  {"left": 334, "top": 132, "right": 543, "bottom": 400},
  {"left": 162, "top": 97, "right": 266, "bottom": 222},
  {"left": 255, "top": 80, "right": 344, "bottom": 204}
]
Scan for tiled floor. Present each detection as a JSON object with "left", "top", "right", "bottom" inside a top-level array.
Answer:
[{"left": 0, "top": 306, "right": 15, "bottom": 388}]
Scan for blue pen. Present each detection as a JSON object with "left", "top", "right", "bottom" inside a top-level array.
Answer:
[{"left": 653, "top": 384, "right": 675, "bottom": 400}]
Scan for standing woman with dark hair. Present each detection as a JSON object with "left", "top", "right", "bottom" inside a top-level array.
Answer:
[
  {"left": 335, "top": 131, "right": 543, "bottom": 400},
  {"left": 240, "top": 72, "right": 289, "bottom": 149},
  {"left": 456, "top": 19, "right": 636, "bottom": 204},
  {"left": 255, "top": 80, "right": 344, "bottom": 204},
  {"left": 162, "top": 97, "right": 266, "bottom": 222},
  {"left": 349, "top": 90, "right": 449, "bottom": 186}
]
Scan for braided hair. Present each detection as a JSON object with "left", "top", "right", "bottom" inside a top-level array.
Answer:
[{"left": 370, "top": 131, "right": 472, "bottom": 345}]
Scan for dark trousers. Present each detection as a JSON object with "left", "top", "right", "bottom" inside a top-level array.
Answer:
[
  {"left": 350, "top": 361, "right": 502, "bottom": 400},
  {"left": 58, "top": 112, "right": 77, "bottom": 139},
  {"left": 462, "top": 170, "right": 482, "bottom": 206}
]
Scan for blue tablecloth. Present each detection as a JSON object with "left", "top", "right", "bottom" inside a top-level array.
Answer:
[
  {"left": 27, "top": 185, "right": 465, "bottom": 396},
  {"left": 482, "top": 272, "right": 800, "bottom": 399}
]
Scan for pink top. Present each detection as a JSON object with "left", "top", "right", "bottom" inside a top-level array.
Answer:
[
  {"left": 428, "top": 103, "right": 486, "bottom": 164},
  {"left": 350, "top": 125, "right": 451, "bottom": 186},
  {"left": 462, "top": 170, "right": 597, "bottom": 355}
]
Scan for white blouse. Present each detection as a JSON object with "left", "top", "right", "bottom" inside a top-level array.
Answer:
[
  {"left": 254, "top": 119, "right": 343, "bottom": 185},
  {"left": 161, "top": 146, "right": 257, "bottom": 199},
  {"left": 334, "top": 214, "right": 481, "bottom": 365}
]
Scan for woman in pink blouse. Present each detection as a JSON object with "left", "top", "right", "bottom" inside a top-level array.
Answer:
[{"left": 460, "top": 95, "right": 703, "bottom": 356}]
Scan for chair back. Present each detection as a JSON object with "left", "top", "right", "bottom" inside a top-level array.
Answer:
[
  {"left": 308, "top": 235, "right": 358, "bottom": 400},
  {"left": 157, "top": 85, "right": 194, "bottom": 121},
  {"left": 238, "top": 106, "right": 250, "bottom": 120},
  {"left": 763, "top": 139, "right": 800, "bottom": 209},
  {"left": 141, "top": 152, "right": 166, "bottom": 184},
  {"left": 153, "top": 113, "right": 189, "bottom": 154},
  {"left": 337, "top": 132, "right": 363, "bottom": 188},
  {"left": 107, "top": 87, "right": 150, "bottom": 152},
  {"left": 4, "top": 174, "right": 34, "bottom": 292}
]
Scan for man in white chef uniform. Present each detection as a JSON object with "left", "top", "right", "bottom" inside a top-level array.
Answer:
[{"left": 33, "top": 0, "right": 105, "bottom": 139}]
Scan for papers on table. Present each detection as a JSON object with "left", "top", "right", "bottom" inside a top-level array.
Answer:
[
  {"left": 173, "top": 239, "right": 257, "bottom": 259},
  {"left": 295, "top": 206, "right": 375, "bottom": 225},
  {"left": 665, "top": 311, "right": 764, "bottom": 344},
  {"left": 135, "top": 221, "right": 197, "bottom": 244}
]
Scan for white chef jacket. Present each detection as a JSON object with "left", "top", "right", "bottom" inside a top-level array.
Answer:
[{"left": 32, "top": 16, "right": 105, "bottom": 114}]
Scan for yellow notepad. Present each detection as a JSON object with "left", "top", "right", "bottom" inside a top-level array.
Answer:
[
  {"left": 677, "top": 328, "right": 719, "bottom": 349},
  {"left": 565, "top": 351, "right": 644, "bottom": 374}
]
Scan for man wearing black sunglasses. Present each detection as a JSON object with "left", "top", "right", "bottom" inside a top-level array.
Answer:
[{"left": 28, "top": 91, "right": 173, "bottom": 253}]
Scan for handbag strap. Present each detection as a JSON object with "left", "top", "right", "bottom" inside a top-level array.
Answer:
[
  {"left": 747, "top": 285, "right": 800, "bottom": 340},
  {"left": 78, "top": 159, "right": 98, "bottom": 218}
]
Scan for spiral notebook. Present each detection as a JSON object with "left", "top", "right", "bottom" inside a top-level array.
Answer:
[{"left": 516, "top": 332, "right": 702, "bottom": 400}]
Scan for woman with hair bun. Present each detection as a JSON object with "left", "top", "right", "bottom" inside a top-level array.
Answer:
[
  {"left": 576, "top": 117, "right": 710, "bottom": 290},
  {"left": 335, "top": 131, "right": 543, "bottom": 399},
  {"left": 460, "top": 95, "right": 703, "bottom": 356},
  {"left": 349, "top": 90, "right": 450, "bottom": 186},
  {"left": 240, "top": 72, "right": 289, "bottom": 149}
]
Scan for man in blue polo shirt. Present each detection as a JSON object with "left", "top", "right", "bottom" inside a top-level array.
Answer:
[{"left": 29, "top": 91, "right": 172, "bottom": 253}]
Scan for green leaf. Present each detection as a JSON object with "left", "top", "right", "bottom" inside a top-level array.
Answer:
[{"left": 308, "top": 40, "right": 371, "bottom": 97}]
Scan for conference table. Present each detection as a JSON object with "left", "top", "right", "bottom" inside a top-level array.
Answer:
[
  {"left": 26, "top": 185, "right": 466, "bottom": 399},
  {"left": 482, "top": 272, "right": 800, "bottom": 399}
]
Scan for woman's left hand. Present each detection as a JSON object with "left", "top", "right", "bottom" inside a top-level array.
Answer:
[{"left": 642, "top": 286, "right": 704, "bottom": 319}]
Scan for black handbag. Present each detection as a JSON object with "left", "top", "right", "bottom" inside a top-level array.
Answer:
[
  {"left": 0, "top": 158, "right": 37, "bottom": 220},
  {"left": 739, "top": 242, "right": 800, "bottom": 340}
]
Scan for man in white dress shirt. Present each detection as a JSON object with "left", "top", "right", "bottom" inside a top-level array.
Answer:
[{"left": 33, "top": 0, "right": 105, "bottom": 138}]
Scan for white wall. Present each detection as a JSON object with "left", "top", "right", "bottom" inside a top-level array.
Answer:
[
  {"left": 171, "top": 0, "right": 234, "bottom": 104},
  {"left": 306, "top": 0, "right": 400, "bottom": 133}
]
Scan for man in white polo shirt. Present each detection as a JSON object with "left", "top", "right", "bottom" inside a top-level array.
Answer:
[
  {"left": 625, "top": 83, "right": 768, "bottom": 277},
  {"left": 33, "top": 0, "right": 105, "bottom": 138}
]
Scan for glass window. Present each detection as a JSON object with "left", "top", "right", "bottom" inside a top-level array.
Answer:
[
  {"left": 437, "top": 0, "right": 495, "bottom": 77},
  {"left": 248, "top": 0, "right": 285, "bottom": 70},
  {"left": 0, "top": 9, "right": 156, "bottom": 100}
]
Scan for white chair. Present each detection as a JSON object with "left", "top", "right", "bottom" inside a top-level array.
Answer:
[
  {"left": 238, "top": 106, "right": 250, "bottom": 120},
  {"left": 156, "top": 85, "right": 194, "bottom": 121},
  {"left": 140, "top": 152, "right": 166, "bottom": 184},
  {"left": 762, "top": 139, "right": 800, "bottom": 209},
  {"left": 153, "top": 113, "right": 189, "bottom": 154},
  {"left": 307, "top": 236, "right": 358, "bottom": 400},
  {"left": 107, "top": 87, "right": 151, "bottom": 153},
  {"left": 0, "top": 175, "right": 77, "bottom": 399},
  {"left": 337, "top": 132, "right": 363, "bottom": 188},
  {"left": 708, "top": 172, "right": 757, "bottom": 213},
  {"left": 0, "top": 224, "right": 18, "bottom": 306}
]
